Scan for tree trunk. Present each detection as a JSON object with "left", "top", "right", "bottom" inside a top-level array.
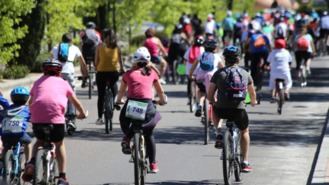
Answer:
[
  {"left": 227, "top": 0, "right": 233, "bottom": 10},
  {"left": 17, "top": 0, "right": 46, "bottom": 69}
]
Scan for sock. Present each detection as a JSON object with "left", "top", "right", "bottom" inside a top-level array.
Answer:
[{"left": 59, "top": 172, "right": 66, "bottom": 179}]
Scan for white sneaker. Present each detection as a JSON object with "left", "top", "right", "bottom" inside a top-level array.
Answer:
[
  {"left": 159, "top": 78, "right": 166, "bottom": 85},
  {"left": 95, "top": 118, "right": 104, "bottom": 125}
]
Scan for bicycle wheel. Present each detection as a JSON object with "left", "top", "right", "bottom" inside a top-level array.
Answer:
[
  {"left": 277, "top": 88, "right": 284, "bottom": 114},
  {"left": 222, "top": 132, "right": 234, "bottom": 185},
  {"left": 33, "top": 149, "right": 45, "bottom": 185},
  {"left": 203, "top": 98, "right": 209, "bottom": 145},
  {"left": 133, "top": 133, "right": 142, "bottom": 185},
  {"left": 104, "top": 89, "right": 114, "bottom": 134},
  {"left": 3, "top": 150, "right": 13, "bottom": 184},
  {"left": 139, "top": 136, "right": 146, "bottom": 184},
  {"left": 233, "top": 132, "right": 242, "bottom": 182},
  {"left": 48, "top": 158, "right": 58, "bottom": 184}
]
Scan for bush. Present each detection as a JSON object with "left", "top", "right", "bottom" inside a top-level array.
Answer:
[
  {"left": 1, "top": 65, "right": 30, "bottom": 79},
  {"left": 31, "top": 52, "right": 51, "bottom": 72}
]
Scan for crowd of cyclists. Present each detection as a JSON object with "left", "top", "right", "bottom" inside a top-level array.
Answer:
[{"left": 0, "top": 6, "right": 328, "bottom": 185}]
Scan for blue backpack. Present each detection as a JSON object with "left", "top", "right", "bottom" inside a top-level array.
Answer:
[
  {"left": 57, "top": 43, "right": 70, "bottom": 62},
  {"left": 223, "top": 67, "right": 247, "bottom": 101},
  {"left": 199, "top": 52, "right": 215, "bottom": 71}
]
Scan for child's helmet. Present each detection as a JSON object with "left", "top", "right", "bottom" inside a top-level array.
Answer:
[
  {"left": 133, "top": 47, "right": 151, "bottom": 63},
  {"left": 10, "top": 86, "right": 30, "bottom": 105}
]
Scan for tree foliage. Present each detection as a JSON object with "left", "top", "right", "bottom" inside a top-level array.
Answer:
[{"left": 0, "top": 0, "right": 35, "bottom": 65}]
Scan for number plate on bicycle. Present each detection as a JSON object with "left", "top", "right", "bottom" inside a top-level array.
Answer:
[{"left": 125, "top": 100, "right": 148, "bottom": 120}]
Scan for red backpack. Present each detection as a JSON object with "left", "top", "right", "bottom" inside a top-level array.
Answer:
[{"left": 297, "top": 36, "right": 309, "bottom": 51}]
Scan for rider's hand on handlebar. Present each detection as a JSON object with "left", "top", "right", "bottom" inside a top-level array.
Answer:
[
  {"left": 115, "top": 99, "right": 125, "bottom": 105},
  {"left": 76, "top": 110, "right": 88, "bottom": 119}
]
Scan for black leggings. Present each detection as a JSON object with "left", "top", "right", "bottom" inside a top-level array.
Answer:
[{"left": 96, "top": 71, "right": 119, "bottom": 118}]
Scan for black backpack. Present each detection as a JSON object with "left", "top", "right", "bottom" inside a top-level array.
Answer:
[
  {"left": 81, "top": 31, "right": 97, "bottom": 60},
  {"left": 223, "top": 67, "right": 247, "bottom": 101}
]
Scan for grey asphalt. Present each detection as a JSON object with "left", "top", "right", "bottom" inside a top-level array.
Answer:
[{"left": 0, "top": 56, "right": 329, "bottom": 185}]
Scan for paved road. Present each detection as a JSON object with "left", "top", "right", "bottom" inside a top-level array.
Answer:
[{"left": 57, "top": 56, "right": 329, "bottom": 185}]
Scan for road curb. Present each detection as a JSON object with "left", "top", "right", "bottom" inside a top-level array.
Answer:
[{"left": 308, "top": 109, "right": 329, "bottom": 185}]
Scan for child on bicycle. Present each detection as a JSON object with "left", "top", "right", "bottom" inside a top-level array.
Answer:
[
  {"left": 116, "top": 47, "right": 167, "bottom": 173},
  {"left": 265, "top": 39, "right": 293, "bottom": 102},
  {"left": 189, "top": 38, "right": 224, "bottom": 118},
  {"left": 0, "top": 87, "right": 32, "bottom": 164},
  {"left": 23, "top": 60, "right": 88, "bottom": 185}
]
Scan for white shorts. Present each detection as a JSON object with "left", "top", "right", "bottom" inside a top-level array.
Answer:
[{"left": 269, "top": 73, "right": 292, "bottom": 90}]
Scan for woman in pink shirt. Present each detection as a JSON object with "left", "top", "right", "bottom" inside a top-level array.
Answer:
[
  {"left": 116, "top": 47, "right": 167, "bottom": 173},
  {"left": 23, "top": 60, "right": 88, "bottom": 185}
]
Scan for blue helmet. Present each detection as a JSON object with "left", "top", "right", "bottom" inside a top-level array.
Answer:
[
  {"left": 223, "top": 45, "right": 240, "bottom": 63},
  {"left": 10, "top": 86, "right": 30, "bottom": 105}
]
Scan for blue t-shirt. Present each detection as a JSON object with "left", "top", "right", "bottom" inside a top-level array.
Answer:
[
  {"left": 222, "top": 17, "right": 236, "bottom": 31},
  {"left": 0, "top": 97, "right": 30, "bottom": 137},
  {"left": 249, "top": 33, "right": 270, "bottom": 53}
]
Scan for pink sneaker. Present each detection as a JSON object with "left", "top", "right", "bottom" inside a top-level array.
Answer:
[{"left": 149, "top": 162, "right": 159, "bottom": 173}]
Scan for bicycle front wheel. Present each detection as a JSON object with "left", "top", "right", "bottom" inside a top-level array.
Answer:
[
  {"left": 3, "top": 150, "right": 13, "bottom": 184},
  {"left": 133, "top": 133, "right": 143, "bottom": 185},
  {"left": 222, "top": 132, "right": 234, "bottom": 185},
  {"left": 104, "top": 89, "right": 114, "bottom": 134},
  {"left": 203, "top": 99, "right": 209, "bottom": 145},
  {"left": 34, "top": 149, "right": 45, "bottom": 185}
]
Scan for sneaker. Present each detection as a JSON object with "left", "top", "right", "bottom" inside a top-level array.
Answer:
[
  {"left": 67, "top": 120, "right": 77, "bottom": 130},
  {"left": 270, "top": 97, "right": 277, "bottom": 104},
  {"left": 284, "top": 93, "right": 290, "bottom": 101},
  {"left": 159, "top": 78, "right": 167, "bottom": 85},
  {"left": 95, "top": 118, "right": 104, "bottom": 125},
  {"left": 149, "top": 162, "right": 159, "bottom": 173},
  {"left": 57, "top": 177, "right": 70, "bottom": 185},
  {"left": 214, "top": 134, "right": 223, "bottom": 149},
  {"left": 22, "top": 163, "right": 34, "bottom": 182},
  {"left": 195, "top": 105, "right": 202, "bottom": 117},
  {"left": 241, "top": 161, "right": 253, "bottom": 173},
  {"left": 121, "top": 136, "right": 131, "bottom": 155},
  {"left": 81, "top": 80, "right": 87, "bottom": 88}
]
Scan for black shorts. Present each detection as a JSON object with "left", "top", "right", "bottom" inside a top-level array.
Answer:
[
  {"left": 150, "top": 56, "right": 161, "bottom": 64},
  {"left": 295, "top": 51, "right": 312, "bottom": 70},
  {"left": 32, "top": 124, "right": 65, "bottom": 142},
  {"left": 196, "top": 82, "right": 206, "bottom": 93},
  {"left": 2, "top": 133, "right": 32, "bottom": 149},
  {"left": 213, "top": 107, "right": 249, "bottom": 130}
]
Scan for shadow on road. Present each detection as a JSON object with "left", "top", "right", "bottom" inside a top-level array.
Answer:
[{"left": 100, "top": 179, "right": 221, "bottom": 185}]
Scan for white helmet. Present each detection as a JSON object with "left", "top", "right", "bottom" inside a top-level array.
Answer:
[{"left": 133, "top": 47, "right": 151, "bottom": 63}]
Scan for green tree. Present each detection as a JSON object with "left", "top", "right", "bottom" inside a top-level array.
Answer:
[{"left": 0, "top": 0, "right": 35, "bottom": 65}]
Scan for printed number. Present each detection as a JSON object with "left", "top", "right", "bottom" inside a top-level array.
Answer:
[
  {"left": 132, "top": 107, "right": 144, "bottom": 114},
  {"left": 9, "top": 120, "right": 20, "bottom": 127}
]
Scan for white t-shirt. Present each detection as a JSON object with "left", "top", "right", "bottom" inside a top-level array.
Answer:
[
  {"left": 51, "top": 44, "right": 82, "bottom": 74},
  {"left": 275, "top": 22, "right": 288, "bottom": 38},
  {"left": 195, "top": 52, "right": 222, "bottom": 80},
  {"left": 267, "top": 49, "right": 292, "bottom": 76},
  {"left": 205, "top": 20, "right": 216, "bottom": 34},
  {"left": 184, "top": 46, "right": 205, "bottom": 75}
]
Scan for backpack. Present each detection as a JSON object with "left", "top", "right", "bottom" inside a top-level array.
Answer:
[
  {"left": 199, "top": 52, "right": 215, "bottom": 71},
  {"left": 57, "top": 43, "right": 69, "bottom": 62},
  {"left": 297, "top": 36, "right": 309, "bottom": 51},
  {"left": 223, "top": 67, "right": 247, "bottom": 101},
  {"left": 276, "top": 25, "right": 284, "bottom": 38},
  {"left": 252, "top": 34, "right": 266, "bottom": 48},
  {"left": 1, "top": 106, "right": 27, "bottom": 137},
  {"left": 81, "top": 31, "right": 98, "bottom": 60}
]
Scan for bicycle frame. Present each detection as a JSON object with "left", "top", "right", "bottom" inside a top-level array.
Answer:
[
  {"left": 3, "top": 142, "right": 23, "bottom": 185},
  {"left": 222, "top": 120, "right": 242, "bottom": 185}
]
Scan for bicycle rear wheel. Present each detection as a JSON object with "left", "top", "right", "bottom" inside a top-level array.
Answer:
[
  {"left": 3, "top": 150, "right": 13, "bottom": 185},
  {"left": 104, "top": 89, "right": 114, "bottom": 134},
  {"left": 203, "top": 99, "right": 209, "bottom": 145},
  {"left": 277, "top": 88, "right": 284, "bottom": 114},
  {"left": 234, "top": 133, "right": 242, "bottom": 182},
  {"left": 34, "top": 149, "right": 45, "bottom": 185},
  {"left": 222, "top": 132, "right": 234, "bottom": 185},
  {"left": 133, "top": 133, "right": 143, "bottom": 185}
]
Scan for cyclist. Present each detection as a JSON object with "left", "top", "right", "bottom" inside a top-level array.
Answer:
[
  {"left": 222, "top": 11, "right": 236, "bottom": 46},
  {"left": 207, "top": 45, "right": 257, "bottom": 172},
  {"left": 51, "top": 33, "right": 88, "bottom": 129},
  {"left": 320, "top": 11, "right": 329, "bottom": 53},
  {"left": 248, "top": 23, "right": 271, "bottom": 91},
  {"left": 116, "top": 47, "right": 167, "bottom": 173},
  {"left": 205, "top": 13, "right": 217, "bottom": 38},
  {"left": 189, "top": 38, "right": 224, "bottom": 117},
  {"left": 265, "top": 39, "right": 293, "bottom": 102},
  {"left": 293, "top": 24, "right": 316, "bottom": 86},
  {"left": 80, "top": 21, "right": 101, "bottom": 88},
  {"left": 23, "top": 60, "right": 88, "bottom": 185},
  {"left": 144, "top": 28, "right": 168, "bottom": 84},
  {"left": 0, "top": 87, "right": 32, "bottom": 166},
  {"left": 94, "top": 28, "right": 124, "bottom": 125},
  {"left": 184, "top": 35, "right": 204, "bottom": 106}
]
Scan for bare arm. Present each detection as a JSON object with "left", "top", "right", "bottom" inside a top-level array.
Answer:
[
  {"left": 68, "top": 95, "right": 88, "bottom": 119},
  {"left": 94, "top": 44, "right": 101, "bottom": 70},
  {"left": 207, "top": 82, "right": 217, "bottom": 104},
  {"left": 118, "top": 48, "right": 125, "bottom": 73},
  {"left": 189, "top": 59, "right": 199, "bottom": 78},
  {"left": 156, "top": 37, "right": 167, "bottom": 56},
  {"left": 78, "top": 55, "right": 88, "bottom": 77},
  {"left": 153, "top": 80, "right": 167, "bottom": 105},
  {"left": 115, "top": 79, "right": 128, "bottom": 104}
]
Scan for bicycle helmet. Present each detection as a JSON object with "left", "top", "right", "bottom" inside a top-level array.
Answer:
[
  {"left": 86, "top": 21, "right": 96, "bottom": 29},
  {"left": 223, "top": 45, "right": 240, "bottom": 64},
  {"left": 274, "top": 39, "right": 286, "bottom": 49},
  {"left": 194, "top": 35, "right": 204, "bottom": 46},
  {"left": 133, "top": 47, "right": 151, "bottom": 63},
  {"left": 10, "top": 86, "right": 30, "bottom": 105},
  {"left": 204, "top": 38, "right": 218, "bottom": 52},
  {"left": 42, "top": 60, "right": 62, "bottom": 76}
]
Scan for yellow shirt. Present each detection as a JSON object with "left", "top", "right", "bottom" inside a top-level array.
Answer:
[{"left": 97, "top": 45, "right": 120, "bottom": 72}]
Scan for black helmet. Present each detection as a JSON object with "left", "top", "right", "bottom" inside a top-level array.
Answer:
[
  {"left": 204, "top": 38, "right": 218, "bottom": 52},
  {"left": 223, "top": 45, "right": 240, "bottom": 63},
  {"left": 10, "top": 86, "right": 30, "bottom": 105},
  {"left": 86, "top": 21, "right": 96, "bottom": 29},
  {"left": 42, "top": 60, "right": 62, "bottom": 76},
  {"left": 194, "top": 35, "right": 204, "bottom": 46}
]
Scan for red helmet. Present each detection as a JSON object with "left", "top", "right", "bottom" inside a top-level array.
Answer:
[
  {"left": 274, "top": 39, "right": 286, "bottom": 49},
  {"left": 42, "top": 60, "right": 62, "bottom": 76}
]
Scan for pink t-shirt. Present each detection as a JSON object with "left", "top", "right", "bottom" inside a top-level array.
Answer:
[
  {"left": 30, "top": 75, "right": 74, "bottom": 124},
  {"left": 123, "top": 69, "right": 159, "bottom": 99},
  {"left": 144, "top": 38, "right": 159, "bottom": 56}
]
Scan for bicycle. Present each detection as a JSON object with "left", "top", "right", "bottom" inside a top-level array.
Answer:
[
  {"left": 202, "top": 96, "right": 210, "bottom": 145},
  {"left": 86, "top": 57, "right": 95, "bottom": 99},
  {"left": 222, "top": 119, "right": 242, "bottom": 185},
  {"left": 33, "top": 126, "right": 58, "bottom": 185},
  {"left": 103, "top": 81, "right": 119, "bottom": 134},
  {"left": 187, "top": 78, "right": 197, "bottom": 113},
  {"left": 275, "top": 79, "right": 285, "bottom": 114},
  {"left": 2, "top": 142, "right": 24, "bottom": 185}
]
